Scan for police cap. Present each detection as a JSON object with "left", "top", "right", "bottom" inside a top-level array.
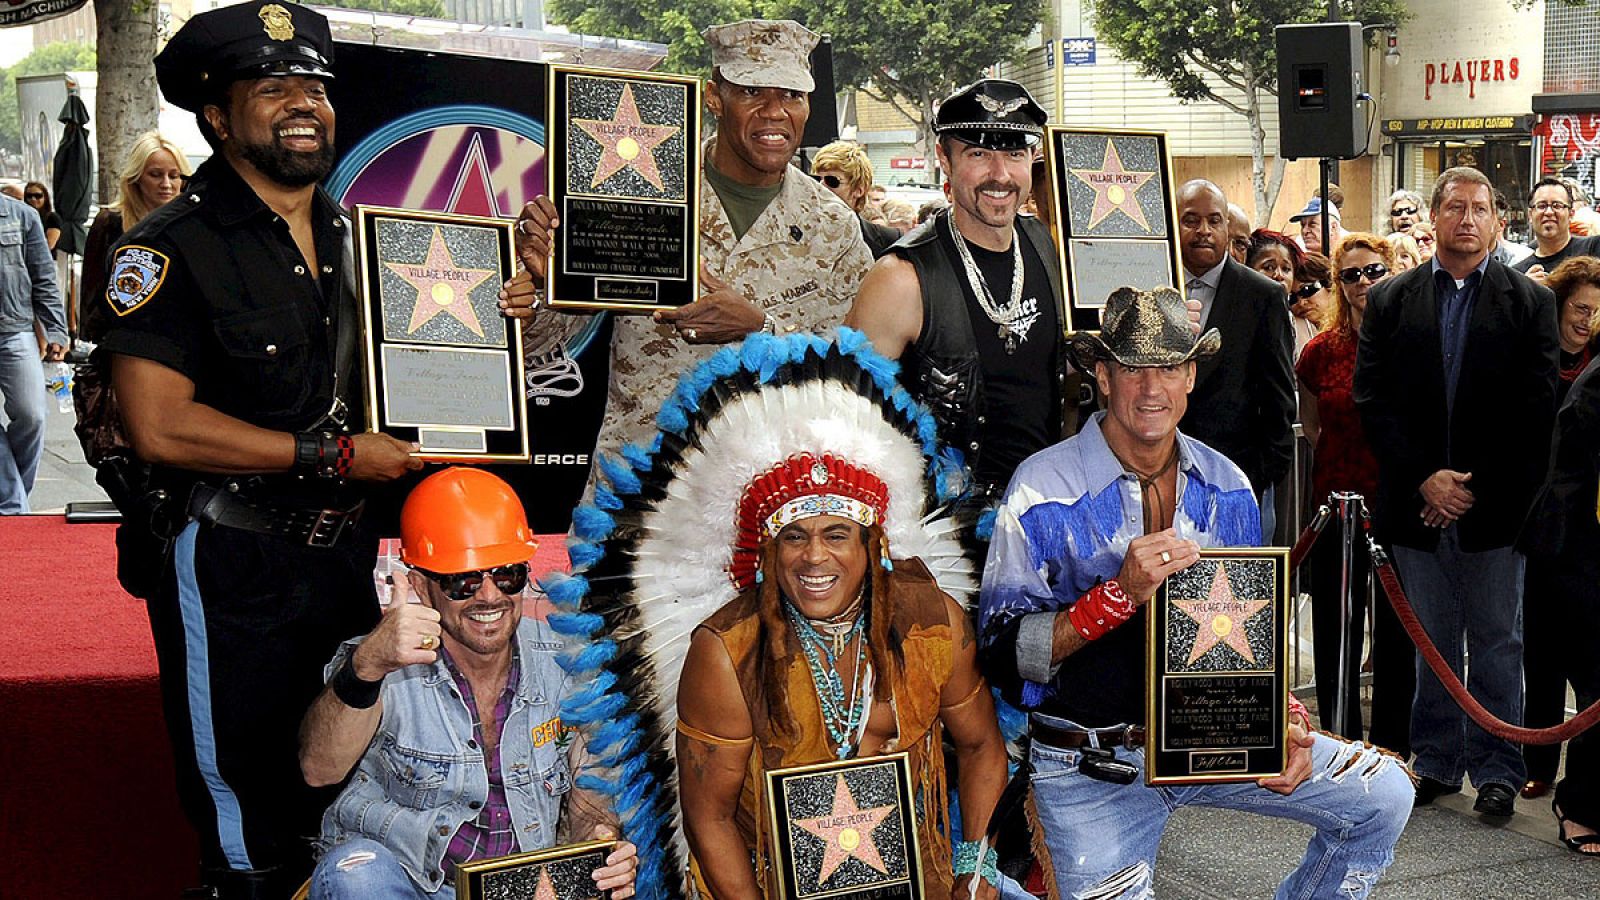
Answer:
[
  {"left": 156, "top": 1, "right": 334, "bottom": 113},
  {"left": 933, "top": 79, "right": 1047, "bottom": 151}
]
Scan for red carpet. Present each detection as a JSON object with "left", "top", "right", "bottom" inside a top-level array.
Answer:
[
  {"left": 0, "top": 516, "right": 197, "bottom": 899},
  {"left": 0, "top": 517, "right": 570, "bottom": 899}
]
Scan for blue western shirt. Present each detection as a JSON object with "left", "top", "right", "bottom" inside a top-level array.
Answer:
[{"left": 977, "top": 413, "right": 1260, "bottom": 725}]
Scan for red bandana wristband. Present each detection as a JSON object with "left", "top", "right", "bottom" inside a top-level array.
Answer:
[{"left": 1067, "top": 579, "right": 1136, "bottom": 642}]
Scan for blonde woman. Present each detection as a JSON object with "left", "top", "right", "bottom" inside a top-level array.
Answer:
[
  {"left": 80, "top": 132, "right": 191, "bottom": 343},
  {"left": 1385, "top": 231, "right": 1421, "bottom": 272}
]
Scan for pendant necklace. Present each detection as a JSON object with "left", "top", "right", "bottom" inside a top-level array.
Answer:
[{"left": 950, "top": 210, "right": 1032, "bottom": 354}]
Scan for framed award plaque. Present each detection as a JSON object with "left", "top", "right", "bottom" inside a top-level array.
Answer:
[
  {"left": 546, "top": 64, "right": 701, "bottom": 312},
  {"left": 765, "top": 753, "right": 924, "bottom": 900},
  {"left": 454, "top": 839, "right": 615, "bottom": 900},
  {"left": 354, "top": 205, "right": 529, "bottom": 462},
  {"left": 1043, "top": 127, "right": 1184, "bottom": 333},
  {"left": 1147, "top": 548, "right": 1290, "bottom": 785}
]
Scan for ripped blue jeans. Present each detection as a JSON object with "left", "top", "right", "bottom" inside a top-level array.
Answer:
[
  {"left": 310, "top": 839, "right": 441, "bottom": 900},
  {"left": 1028, "top": 715, "right": 1413, "bottom": 899}
]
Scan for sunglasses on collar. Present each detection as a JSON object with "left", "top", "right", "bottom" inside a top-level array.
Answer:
[{"left": 415, "top": 563, "right": 529, "bottom": 601}]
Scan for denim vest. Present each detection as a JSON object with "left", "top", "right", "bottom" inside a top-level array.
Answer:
[{"left": 316, "top": 618, "right": 574, "bottom": 892}]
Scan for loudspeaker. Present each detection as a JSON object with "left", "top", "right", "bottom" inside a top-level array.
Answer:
[
  {"left": 1276, "top": 23, "right": 1367, "bottom": 160},
  {"left": 801, "top": 37, "right": 839, "bottom": 148}
]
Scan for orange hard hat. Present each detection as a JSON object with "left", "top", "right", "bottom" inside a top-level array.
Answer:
[{"left": 400, "top": 467, "right": 538, "bottom": 574}]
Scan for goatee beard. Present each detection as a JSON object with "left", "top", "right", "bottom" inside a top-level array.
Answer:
[{"left": 236, "top": 138, "right": 336, "bottom": 188}]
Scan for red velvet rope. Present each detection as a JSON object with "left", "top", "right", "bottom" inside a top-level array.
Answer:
[{"left": 1287, "top": 519, "right": 1600, "bottom": 745}]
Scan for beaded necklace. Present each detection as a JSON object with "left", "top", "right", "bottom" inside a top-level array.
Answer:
[{"left": 783, "top": 597, "right": 870, "bottom": 759}]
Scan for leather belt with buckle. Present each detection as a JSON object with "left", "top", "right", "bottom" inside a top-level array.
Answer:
[
  {"left": 188, "top": 482, "right": 364, "bottom": 548},
  {"left": 1032, "top": 720, "right": 1146, "bottom": 751}
]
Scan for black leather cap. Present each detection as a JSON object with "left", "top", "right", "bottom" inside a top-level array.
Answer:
[
  {"left": 156, "top": 1, "right": 334, "bottom": 113},
  {"left": 933, "top": 79, "right": 1047, "bottom": 150}
]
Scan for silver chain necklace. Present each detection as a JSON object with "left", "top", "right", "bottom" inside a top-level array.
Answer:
[{"left": 949, "top": 211, "right": 1032, "bottom": 353}]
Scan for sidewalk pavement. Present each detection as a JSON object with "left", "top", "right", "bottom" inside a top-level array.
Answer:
[{"left": 24, "top": 397, "right": 1600, "bottom": 896}]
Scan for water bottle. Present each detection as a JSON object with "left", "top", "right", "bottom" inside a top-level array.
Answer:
[{"left": 46, "top": 361, "right": 73, "bottom": 414}]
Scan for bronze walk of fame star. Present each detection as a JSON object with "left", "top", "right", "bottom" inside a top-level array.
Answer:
[
  {"left": 573, "top": 83, "right": 681, "bottom": 191},
  {"left": 793, "top": 774, "right": 897, "bottom": 883},
  {"left": 386, "top": 225, "right": 497, "bottom": 338},
  {"left": 531, "top": 866, "right": 557, "bottom": 900},
  {"left": 1174, "top": 563, "right": 1270, "bottom": 666},
  {"left": 1072, "top": 137, "right": 1158, "bottom": 231}
]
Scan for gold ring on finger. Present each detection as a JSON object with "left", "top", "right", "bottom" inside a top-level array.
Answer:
[{"left": 419, "top": 634, "right": 437, "bottom": 651}]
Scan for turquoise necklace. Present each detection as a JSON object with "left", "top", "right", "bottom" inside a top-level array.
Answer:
[{"left": 784, "top": 596, "right": 869, "bottom": 759}]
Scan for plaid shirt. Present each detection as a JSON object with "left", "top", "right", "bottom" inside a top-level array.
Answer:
[{"left": 441, "top": 645, "right": 522, "bottom": 875}]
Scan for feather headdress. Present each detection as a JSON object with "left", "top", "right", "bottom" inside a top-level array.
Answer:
[{"left": 542, "top": 328, "right": 977, "bottom": 898}]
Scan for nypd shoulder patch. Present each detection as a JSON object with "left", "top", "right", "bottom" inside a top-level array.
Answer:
[{"left": 107, "top": 245, "right": 171, "bottom": 317}]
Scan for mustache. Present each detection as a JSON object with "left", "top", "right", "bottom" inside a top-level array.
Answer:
[{"left": 975, "top": 180, "right": 1018, "bottom": 195}]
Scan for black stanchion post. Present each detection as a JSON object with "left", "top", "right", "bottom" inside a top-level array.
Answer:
[{"left": 1332, "top": 491, "right": 1361, "bottom": 732}]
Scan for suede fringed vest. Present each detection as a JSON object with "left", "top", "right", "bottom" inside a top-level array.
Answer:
[{"left": 698, "top": 557, "right": 958, "bottom": 897}]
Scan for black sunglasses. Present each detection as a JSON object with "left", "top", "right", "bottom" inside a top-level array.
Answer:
[
  {"left": 1294, "top": 282, "right": 1325, "bottom": 299},
  {"left": 417, "top": 562, "right": 529, "bottom": 601},
  {"left": 813, "top": 173, "right": 843, "bottom": 189},
  {"left": 24, "top": 193, "right": 44, "bottom": 200},
  {"left": 1391, "top": 205, "right": 1418, "bottom": 217},
  {"left": 1338, "top": 263, "right": 1389, "bottom": 284}
]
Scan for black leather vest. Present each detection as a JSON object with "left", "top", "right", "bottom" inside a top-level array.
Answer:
[{"left": 891, "top": 213, "right": 1067, "bottom": 487}]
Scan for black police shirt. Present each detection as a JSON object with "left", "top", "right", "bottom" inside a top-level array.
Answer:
[{"left": 98, "top": 154, "right": 353, "bottom": 437}]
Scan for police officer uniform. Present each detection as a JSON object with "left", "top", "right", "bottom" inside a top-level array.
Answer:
[{"left": 95, "top": 4, "right": 380, "bottom": 895}]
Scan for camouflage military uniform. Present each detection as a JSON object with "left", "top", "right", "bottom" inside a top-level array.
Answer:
[{"left": 585, "top": 139, "right": 871, "bottom": 455}]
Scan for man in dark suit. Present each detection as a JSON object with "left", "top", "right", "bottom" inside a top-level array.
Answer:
[
  {"left": 1354, "top": 165, "right": 1559, "bottom": 818},
  {"left": 1175, "top": 179, "right": 1295, "bottom": 541}
]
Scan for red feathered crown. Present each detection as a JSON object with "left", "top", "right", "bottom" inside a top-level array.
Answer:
[{"left": 729, "top": 452, "right": 889, "bottom": 589}]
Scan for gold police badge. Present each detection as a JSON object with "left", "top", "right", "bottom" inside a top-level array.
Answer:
[{"left": 259, "top": 4, "right": 295, "bottom": 41}]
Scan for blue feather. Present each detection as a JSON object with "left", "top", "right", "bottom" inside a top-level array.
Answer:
[
  {"left": 564, "top": 640, "right": 617, "bottom": 673},
  {"left": 591, "top": 484, "right": 624, "bottom": 511},
  {"left": 547, "top": 611, "right": 603, "bottom": 637},
  {"left": 562, "top": 672, "right": 621, "bottom": 709},
  {"left": 976, "top": 506, "right": 997, "bottom": 542},
  {"left": 538, "top": 572, "right": 589, "bottom": 609},
  {"left": 656, "top": 398, "right": 688, "bottom": 434},
  {"left": 619, "top": 441, "right": 653, "bottom": 472},
  {"left": 568, "top": 690, "right": 628, "bottom": 721},
  {"left": 597, "top": 452, "right": 641, "bottom": 494},
  {"left": 570, "top": 505, "right": 615, "bottom": 540},
  {"left": 590, "top": 714, "right": 641, "bottom": 752},
  {"left": 566, "top": 540, "right": 605, "bottom": 570},
  {"left": 594, "top": 731, "right": 641, "bottom": 766},
  {"left": 707, "top": 345, "right": 741, "bottom": 377}
]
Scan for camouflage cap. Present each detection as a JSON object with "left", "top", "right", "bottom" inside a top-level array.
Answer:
[{"left": 703, "top": 19, "right": 818, "bottom": 93}]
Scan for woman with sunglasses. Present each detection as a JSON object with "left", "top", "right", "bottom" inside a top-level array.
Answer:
[
  {"left": 1295, "top": 233, "right": 1414, "bottom": 753},
  {"left": 22, "top": 182, "right": 60, "bottom": 251},
  {"left": 1410, "top": 222, "right": 1437, "bottom": 262},
  {"left": 79, "top": 132, "right": 191, "bottom": 344}
]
